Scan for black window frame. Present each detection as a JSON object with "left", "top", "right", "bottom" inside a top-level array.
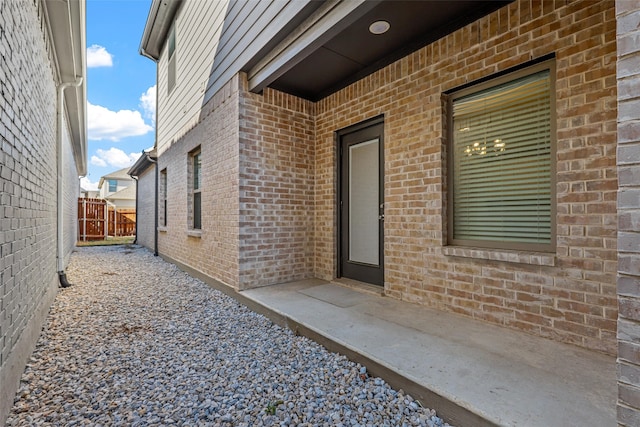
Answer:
[{"left": 446, "top": 59, "right": 556, "bottom": 253}]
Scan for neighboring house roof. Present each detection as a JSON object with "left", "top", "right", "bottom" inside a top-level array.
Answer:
[
  {"left": 98, "top": 167, "right": 135, "bottom": 190},
  {"left": 105, "top": 185, "right": 136, "bottom": 201},
  {"left": 128, "top": 148, "right": 157, "bottom": 177}
]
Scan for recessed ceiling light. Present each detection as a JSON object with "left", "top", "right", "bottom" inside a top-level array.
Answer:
[{"left": 369, "top": 20, "right": 390, "bottom": 35}]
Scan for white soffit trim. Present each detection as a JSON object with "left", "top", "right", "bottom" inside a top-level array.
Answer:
[
  {"left": 140, "top": 0, "right": 182, "bottom": 61},
  {"left": 42, "top": 0, "right": 87, "bottom": 175},
  {"left": 247, "top": 0, "right": 381, "bottom": 94}
]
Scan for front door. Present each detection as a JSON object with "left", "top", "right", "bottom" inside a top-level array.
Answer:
[{"left": 338, "top": 118, "right": 384, "bottom": 286}]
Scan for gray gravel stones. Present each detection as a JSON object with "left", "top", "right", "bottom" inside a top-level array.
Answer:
[{"left": 7, "top": 245, "right": 452, "bottom": 427}]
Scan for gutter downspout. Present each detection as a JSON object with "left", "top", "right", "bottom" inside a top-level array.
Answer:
[
  {"left": 132, "top": 176, "right": 139, "bottom": 244},
  {"left": 154, "top": 159, "right": 159, "bottom": 256},
  {"left": 139, "top": 25, "right": 160, "bottom": 256},
  {"left": 151, "top": 67, "right": 159, "bottom": 258},
  {"left": 57, "top": 78, "right": 83, "bottom": 288}
]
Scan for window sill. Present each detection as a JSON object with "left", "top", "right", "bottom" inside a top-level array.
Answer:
[
  {"left": 441, "top": 246, "right": 555, "bottom": 266},
  {"left": 158, "top": 226, "right": 168, "bottom": 233},
  {"left": 186, "top": 229, "right": 202, "bottom": 238}
]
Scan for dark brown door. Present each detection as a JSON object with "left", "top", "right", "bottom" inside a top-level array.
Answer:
[{"left": 338, "top": 118, "right": 384, "bottom": 286}]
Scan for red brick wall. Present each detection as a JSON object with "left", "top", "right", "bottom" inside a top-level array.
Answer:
[
  {"left": 238, "top": 79, "right": 316, "bottom": 289},
  {"left": 314, "top": 0, "right": 618, "bottom": 354}
]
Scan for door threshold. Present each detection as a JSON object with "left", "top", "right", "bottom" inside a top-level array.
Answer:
[{"left": 331, "top": 278, "right": 385, "bottom": 296}]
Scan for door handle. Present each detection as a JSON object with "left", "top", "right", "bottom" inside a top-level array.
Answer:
[{"left": 378, "top": 214, "right": 385, "bottom": 221}]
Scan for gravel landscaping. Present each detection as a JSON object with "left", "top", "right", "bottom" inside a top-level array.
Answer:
[{"left": 7, "top": 245, "right": 452, "bottom": 427}]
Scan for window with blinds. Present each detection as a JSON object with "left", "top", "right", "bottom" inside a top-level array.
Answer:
[{"left": 449, "top": 64, "right": 554, "bottom": 251}]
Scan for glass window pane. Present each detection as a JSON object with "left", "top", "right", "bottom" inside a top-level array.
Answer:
[
  {"left": 168, "top": 26, "right": 175, "bottom": 58},
  {"left": 193, "top": 152, "right": 201, "bottom": 190},
  {"left": 193, "top": 192, "right": 201, "bottom": 230},
  {"left": 452, "top": 69, "right": 551, "bottom": 246},
  {"left": 349, "top": 139, "right": 379, "bottom": 265},
  {"left": 168, "top": 26, "right": 176, "bottom": 93}
]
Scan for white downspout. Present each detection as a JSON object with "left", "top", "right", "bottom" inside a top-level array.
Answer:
[{"left": 57, "top": 77, "right": 83, "bottom": 288}]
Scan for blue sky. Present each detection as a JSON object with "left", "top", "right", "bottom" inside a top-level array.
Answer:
[{"left": 82, "top": 0, "right": 155, "bottom": 191}]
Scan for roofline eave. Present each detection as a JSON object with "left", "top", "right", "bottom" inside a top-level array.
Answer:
[{"left": 140, "top": 0, "right": 182, "bottom": 61}]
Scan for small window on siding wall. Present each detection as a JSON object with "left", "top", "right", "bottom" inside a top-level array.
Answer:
[
  {"left": 189, "top": 148, "right": 201, "bottom": 230},
  {"left": 167, "top": 25, "right": 176, "bottom": 95},
  {"left": 447, "top": 61, "right": 555, "bottom": 252},
  {"left": 108, "top": 179, "right": 117, "bottom": 193}
]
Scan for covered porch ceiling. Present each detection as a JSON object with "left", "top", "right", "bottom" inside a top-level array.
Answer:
[{"left": 250, "top": 0, "right": 512, "bottom": 102}]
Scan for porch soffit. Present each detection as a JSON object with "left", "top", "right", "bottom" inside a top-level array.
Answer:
[{"left": 247, "top": 0, "right": 512, "bottom": 102}]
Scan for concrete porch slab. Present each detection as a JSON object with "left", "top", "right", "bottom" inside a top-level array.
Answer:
[{"left": 238, "top": 279, "right": 616, "bottom": 427}]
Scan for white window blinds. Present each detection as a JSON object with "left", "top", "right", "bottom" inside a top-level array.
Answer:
[{"left": 451, "top": 70, "right": 552, "bottom": 250}]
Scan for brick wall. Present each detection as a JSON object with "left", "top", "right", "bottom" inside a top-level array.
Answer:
[
  {"left": 158, "top": 75, "right": 317, "bottom": 291},
  {"left": 238, "top": 78, "right": 316, "bottom": 289},
  {"left": 154, "top": 0, "right": 618, "bottom": 355},
  {"left": 0, "top": 0, "right": 78, "bottom": 423},
  {"left": 616, "top": 1, "right": 640, "bottom": 424},
  {"left": 157, "top": 76, "right": 241, "bottom": 289},
  {"left": 62, "top": 121, "right": 80, "bottom": 264},
  {"left": 136, "top": 165, "right": 156, "bottom": 252},
  {"left": 313, "top": 0, "right": 618, "bottom": 354}
]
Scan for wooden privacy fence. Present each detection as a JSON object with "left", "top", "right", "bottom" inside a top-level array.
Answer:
[
  {"left": 110, "top": 208, "right": 136, "bottom": 237},
  {"left": 77, "top": 198, "right": 136, "bottom": 241}
]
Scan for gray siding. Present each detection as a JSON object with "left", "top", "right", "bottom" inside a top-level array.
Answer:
[
  {"left": 156, "top": 0, "right": 312, "bottom": 155},
  {"left": 202, "top": 0, "right": 312, "bottom": 102}
]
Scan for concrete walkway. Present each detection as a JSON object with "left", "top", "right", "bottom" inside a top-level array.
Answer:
[{"left": 222, "top": 278, "right": 617, "bottom": 427}]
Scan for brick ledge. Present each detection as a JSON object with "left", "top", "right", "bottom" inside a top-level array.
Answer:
[
  {"left": 186, "top": 230, "right": 202, "bottom": 238},
  {"left": 441, "top": 246, "right": 555, "bottom": 266}
]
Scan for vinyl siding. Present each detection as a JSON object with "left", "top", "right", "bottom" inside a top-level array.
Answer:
[{"left": 156, "top": 0, "right": 312, "bottom": 155}]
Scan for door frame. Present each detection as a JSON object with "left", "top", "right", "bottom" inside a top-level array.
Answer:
[{"left": 336, "top": 115, "right": 385, "bottom": 285}]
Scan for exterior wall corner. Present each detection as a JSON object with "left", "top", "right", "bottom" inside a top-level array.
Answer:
[{"left": 616, "top": 0, "right": 640, "bottom": 424}]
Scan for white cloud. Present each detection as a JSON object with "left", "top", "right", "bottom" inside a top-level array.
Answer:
[
  {"left": 93, "top": 148, "right": 142, "bottom": 169},
  {"left": 81, "top": 177, "right": 99, "bottom": 191},
  {"left": 87, "top": 44, "right": 113, "bottom": 68},
  {"left": 88, "top": 102, "right": 153, "bottom": 141},
  {"left": 90, "top": 155, "right": 107, "bottom": 167},
  {"left": 139, "top": 85, "right": 156, "bottom": 125}
]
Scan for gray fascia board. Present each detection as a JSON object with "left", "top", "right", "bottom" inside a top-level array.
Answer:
[
  {"left": 128, "top": 150, "right": 157, "bottom": 177},
  {"left": 140, "top": 0, "right": 182, "bottom": 61},
  {"left": 139, "top": 0, "right": 162, "bottom": 60},
  {"left": 247, "top": 0, "right": 381, "bottom": 94}
]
